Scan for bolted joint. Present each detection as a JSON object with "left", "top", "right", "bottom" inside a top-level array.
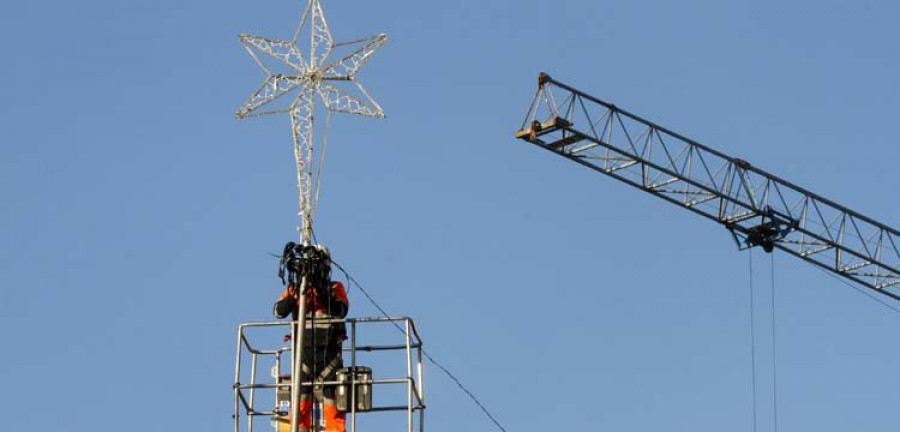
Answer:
[
  {"left": 734, "top": 158, "right": 751, "bottom": 169},
  {"left": 538, "top": 72, "right": 552, "bottom": 88}
]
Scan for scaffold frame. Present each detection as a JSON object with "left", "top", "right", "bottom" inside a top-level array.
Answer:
[{"left": 233, "top": 317, "right": 425, "bottom": 432}]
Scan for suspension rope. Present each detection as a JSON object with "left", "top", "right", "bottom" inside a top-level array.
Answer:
[
  {"left": 327, "top": 257, "right": 510, "bottom": 432},
  {"left": 770, "top": 253, "right": 779, "bottom": 432},
  {"left": 749, "top": 251, "right": 759, "bottom": 432}
]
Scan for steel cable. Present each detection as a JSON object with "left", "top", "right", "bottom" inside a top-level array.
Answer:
[
  {"left": 749, "top": 251, "right": 759, "bottom": 432},
  {"left": 282, "top": 231, "right": 507, "bottom": 432},
  {"left": 771, "top": 253, "right": 779, "bottom": 432},
  {"left": 814, "top": 267, "right": 900, "bottom": 315},
  {"left": 326, "top": 257, "right": 510, "bottom": 432}
]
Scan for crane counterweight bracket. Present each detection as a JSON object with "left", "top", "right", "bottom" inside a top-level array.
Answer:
[{"left": 516, "top": 73, "right": 900, "bottom": 301}]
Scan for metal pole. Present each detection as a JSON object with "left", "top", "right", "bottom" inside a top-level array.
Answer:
[
  {"left": 417, "top": 338, "right": 425, "bottom": 432},
  {"left": 350, "top": 320, "right": 357, "bottom": 432},
  {"left": 234, "top": 326, "right": 244, "bottom": 432},
  {"left": 249, "top": 353, "right": 258, "bottom": 432},
  {"left": 292, "top": 276, "right": 309, "bottom": 432},
  {"left": 275, "top": 350, "right": 284, "bottom": 426},
  {"left": 405, "top": 319, "right": 413, "bottom": 432}
]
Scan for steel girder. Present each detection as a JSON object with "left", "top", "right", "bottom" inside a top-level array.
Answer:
[{"left": 516, "top": 73, "right": 900, "bottom": 301}]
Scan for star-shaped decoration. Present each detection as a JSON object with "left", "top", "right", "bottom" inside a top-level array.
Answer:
[
  {"left": 236, "top": 0, "right": 387, "bottom": 242},
  {"left": 236, "top": 1, "right": 386, "bottom": 120}
]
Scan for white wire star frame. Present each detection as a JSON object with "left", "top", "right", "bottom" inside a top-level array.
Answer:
[{"left": 237, "top": 0, "right": 387, "bottom": 244}]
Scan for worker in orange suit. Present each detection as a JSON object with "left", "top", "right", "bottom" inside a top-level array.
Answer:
[{"left": 273, "top": 244, "right": 349, "bottom": 432}]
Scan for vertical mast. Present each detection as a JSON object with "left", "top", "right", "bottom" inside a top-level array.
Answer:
[{"left": 236, "top": 2, "right": 387, "bottom": 431}]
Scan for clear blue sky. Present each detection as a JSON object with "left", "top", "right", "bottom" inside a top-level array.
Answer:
[{"left": 2, "top": 1, "right": 899, "bottom": 431}]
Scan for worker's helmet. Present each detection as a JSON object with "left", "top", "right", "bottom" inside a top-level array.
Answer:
[{"left": 315, "top": 243, "right": 331, "bottom": 264}]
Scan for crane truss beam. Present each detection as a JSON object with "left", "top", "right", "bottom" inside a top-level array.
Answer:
[{"left": 516, "top": 73, "right": 900, "bottom": 300}]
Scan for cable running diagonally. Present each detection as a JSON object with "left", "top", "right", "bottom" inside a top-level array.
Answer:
[
  {"left": 815, "top": 267, "right": 900, "bottom": 315},
  {"left": 327, "top": 258, "right": 510, "bottom": 432}
]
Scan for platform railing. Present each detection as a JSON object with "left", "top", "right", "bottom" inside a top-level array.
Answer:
[{"left": 233, "top": 317, "right": 425, "bottom": 432}]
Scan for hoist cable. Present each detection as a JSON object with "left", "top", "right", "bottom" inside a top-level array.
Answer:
[
  {"left": 748, "top": 251, "right": 759, "bottom": 432},
  {"left": 771, "top": 253, "right": 779, "bottom": 432},
  {"left": 326, "top": 256, "right": 510, "bottom": 432}
]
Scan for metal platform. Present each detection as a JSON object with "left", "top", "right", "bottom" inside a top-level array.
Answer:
[{"left": 233, "top": 317, "right": 425, "bottom": 432}]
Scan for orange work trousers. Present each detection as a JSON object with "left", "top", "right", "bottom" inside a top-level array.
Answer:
[{"left": 276, "top": 399, "right": 346, "bottom": 432}]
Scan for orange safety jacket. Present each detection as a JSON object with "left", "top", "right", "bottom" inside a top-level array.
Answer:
[{"left": 274, "top": 281, "right": 349, "bottom": 348}]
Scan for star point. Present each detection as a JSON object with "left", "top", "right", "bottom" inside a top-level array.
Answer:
[
  {"left": 237, "top": 1, "right": 386, "bottom": 120},
  {"left": 236, "top": 0, "right": 387, "bottom": 243}
]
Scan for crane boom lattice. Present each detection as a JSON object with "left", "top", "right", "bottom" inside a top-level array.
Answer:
[{"left": 516, "top": 73, "right": 900, "bottom": 300}]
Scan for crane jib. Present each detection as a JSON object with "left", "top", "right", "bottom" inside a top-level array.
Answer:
[{"left": 515, "top": 73, "right": 900, "bottom": 301}]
